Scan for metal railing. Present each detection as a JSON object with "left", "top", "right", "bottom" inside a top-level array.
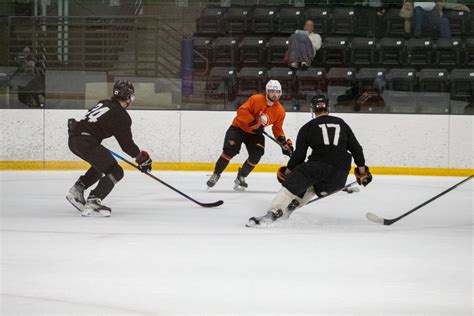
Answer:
[{"left": 8, "top": 15, "right": 180, "bottom": 78}]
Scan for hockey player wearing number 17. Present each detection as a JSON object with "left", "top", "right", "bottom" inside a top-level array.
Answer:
[
  {"left": 66, "top": 80, "right": 153, "bottom": 217},
  {"left": 207, "top": 80, "right": 294, "bottom": 191},
  {"left": 247, "top": 94, "right": 373, "bottom": 226}
]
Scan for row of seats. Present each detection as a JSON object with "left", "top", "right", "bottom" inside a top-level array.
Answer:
[
  {"left": 203, "top": 66, "right": 474, "bottom": 102},
  {"left": 196, "top": 6, "right": 474, "bottom": 37},
  {"left": 193, "top": 36, "right": 474, "bottom": 72}
]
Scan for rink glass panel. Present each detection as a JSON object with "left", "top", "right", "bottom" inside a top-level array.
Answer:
[{"left": 0, "top": 0, "right": 473, "bottom": 113}]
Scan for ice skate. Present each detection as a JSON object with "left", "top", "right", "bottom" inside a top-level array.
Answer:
[
  {"left": 82, "top": 197, "right": 111, "bottom": 217},
  {"left": 66, "top": 180, "right": 86, "bottom": 212},
  {"left": 233, "top": 168, "right": 248, "bottom": 191},
  {"left": 206, "top": 173, "right": 221, "bottom": 188},
  {"left": 246, "top": 209, "right": 283, "bottom": 227}
]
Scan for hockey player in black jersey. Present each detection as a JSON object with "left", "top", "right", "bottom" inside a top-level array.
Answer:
[
  {"left": 66, "top": 80, "right": 152, "bottom": 217},
  {"left": 247, "top": 94, "right": 372, "bottom": 226}
]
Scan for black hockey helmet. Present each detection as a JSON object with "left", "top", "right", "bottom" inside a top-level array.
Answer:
[
  {"left": 310, "top": 94, "right": 329, "bottom": 114},
  {"left": 112, "top": 80, "right": 135, "bottom": 101}
]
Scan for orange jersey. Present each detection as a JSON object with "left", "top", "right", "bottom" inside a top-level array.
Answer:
[{"left": 231, "top": 94, "right": 287, "bottom": 139}]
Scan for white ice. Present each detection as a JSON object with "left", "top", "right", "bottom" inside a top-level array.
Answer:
[{"left": 1, "top": 171, "right": 473, "bottom": 315}]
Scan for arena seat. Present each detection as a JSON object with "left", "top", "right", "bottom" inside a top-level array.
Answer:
[
  {"left": 465, "top": 38, "right": 474, "bottom": 66},
  {"left": 405, "top": 38, "right": 435, "bottom": 68},
  {"left": 267, "top": 37, "right": 289, "bottom": 67},
  {"left": 331, "top": 7, "right": 356, "bottom": 35},
  {"left": 443, "top": 9, "right": 470, "bottom": 36},
  {"left": 205, "top": 66, "right": 237, "bottom": 101},
  {"left": 196, "top": 7, "right": 226, "bottom": 35},
  {"left": 304, "top": 7, "right": 331, "bottom": 34},
  {"left": 418, "top": 68, "right": 450, "bottom": 114},
  {"left": 450, "top": 68, "right": 474, "bottom": 100},
  {"left": 383, "top": 8, "right": 406, "bottom": 36},
  {"left": 213, "top": 37, "right": 240, "bottom": 66},
  {"left": 237, "top": 67, "right": 267, "bottom": 97},
  {"left": 435, "top": 38, "right": 462, "bottom": 69},
  {"left": 251, "top": 7, "right": 278, "bottom": 34},
  {"left": 296, "top": 67, "right": 327, "bottom": 100},
  {"left": 378, "top": 37, "right": 405, "bottom": 67},
  {"left": 223, "top": 7, "right": 252, "bottom": 34},
  {"left": 386, "top": 68, "right": 418, "bottom": 113},
  {"left": 322, "top": 37, "right": 350, "bottom": 66},
  {"left": 278, "top": 7, "right": 305, "bottom": 34},
  {"left": 351, "top": 37, "right": 377, "bottom": 66},
  {"left": 239, "top": 36, "right": 267, "bottom": 67}
]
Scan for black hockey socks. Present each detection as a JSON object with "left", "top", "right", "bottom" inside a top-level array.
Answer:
[
  {"left": 239, "top": 160, "right": 256, "bottom": 178},
  {"left": 79, "top": 167, "right": 102, "bottom": 189},
  {"left": 89, "top": 165, "right": 124, "bottom": 200},
  {"left": 214, "top": 153, "right": 232, "bottom": 175}
]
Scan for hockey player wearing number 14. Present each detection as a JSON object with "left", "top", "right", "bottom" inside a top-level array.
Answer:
[
  {"left": 247, "top": 94, "right": 373, "bottom": 227},
  {"left": 66, "top": 80, "right": 153, "bottom": 217}
]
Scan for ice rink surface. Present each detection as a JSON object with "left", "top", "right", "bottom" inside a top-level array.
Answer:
[{"left": 1, "top": 171, "right": 473, "bottom": 315}]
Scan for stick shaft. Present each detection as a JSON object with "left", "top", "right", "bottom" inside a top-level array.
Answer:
[
  {"left": 386, "top": 175, "right": 473, "bottom": 224},
  {"left": 110, "top": 150, "right": 223, "bottom": 208},
  {"left": 262, "top": 130, "right": 291, "bottom": 157},
  {"left": 307, "top": 180, "right": 358, "bottom": 205}
]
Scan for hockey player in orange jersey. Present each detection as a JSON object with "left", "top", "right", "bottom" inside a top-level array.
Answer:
[{"left": 206, "top": 80, "right": 294, "bottom": 191}]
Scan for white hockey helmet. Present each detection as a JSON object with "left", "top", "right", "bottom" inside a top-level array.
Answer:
[{"left": 266, "top": 80, "right": 282, "bottom": 93}]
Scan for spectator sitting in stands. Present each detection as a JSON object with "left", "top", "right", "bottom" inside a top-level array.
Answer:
[
  {"left": 400, "top": 1, "right": 470, "bottom": 39},
  {"left": 412, "top": 1, "right": 451, "bottom": 38},
  {"left": 286, "top": 19, "right": 322, "bottom": 70}
]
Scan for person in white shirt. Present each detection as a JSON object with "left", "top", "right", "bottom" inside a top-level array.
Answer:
[
  {"left": 303, "top": 19, "right": 322, "bottom": 57},
  {"left": 287, "top": 19, "right": 322, "bottom": 70}
]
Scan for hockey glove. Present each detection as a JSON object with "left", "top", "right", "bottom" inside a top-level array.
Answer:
[
  {"left": 276, "top": 166, "right": 292, "bottom": 184},
  {"left": 135, "top": 151, "right": 152, "bottom": 173},
  {"left": 249, "top": 113, "right": 269, "bottom": 134},
  {"left": 249, "top": 120, "right": 264, "bottom": 134},
  {"left": 277, "top": 136, "right": 294, "bottom": 157},
  {"left": 355, "top": 166, "right": 372, "bottom": 186}
]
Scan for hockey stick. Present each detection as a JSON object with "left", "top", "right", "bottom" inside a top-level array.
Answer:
[
  {"left": 262, "top": 130, "right": 292, "bottom": 157},
  {"left": 306, "top": 180, "right": 358, "bottom": 205},
  {"left": 366, "top": 175, "right": 473, "bottom": 226},
  {"left": 110, "top": 150, "right": 224, "bottom": 208}
]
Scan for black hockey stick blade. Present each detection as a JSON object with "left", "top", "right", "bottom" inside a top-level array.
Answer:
[
  {"left": 366, "top": 175, "right": 473, "bottom": 226},
  {"left": 262, "top": 131, "right": 292, "bottom": 157},
  {"left": 306, "top": 180, "right": 359, "bottom": 205},
  {"left": 110, "top": 150, "right": 223, "bottom": 208}
]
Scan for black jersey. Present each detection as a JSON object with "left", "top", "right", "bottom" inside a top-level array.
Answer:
[
  {"left": 72, "top": 99, "right": 140, "bottom": 158},
  {"left": 287, "top": 115, "right": 365, "bottom": 172}
]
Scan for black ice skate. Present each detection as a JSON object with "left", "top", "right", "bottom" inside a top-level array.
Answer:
[
  {"left": 82, "top": 197, "right": 112, "bottom": 217},
  {"left": 66, "top": 180, "right": 86, "bottom": 212},
  {"left": 206, "top": 173, "right": 221, "bottom": 188},
  {"left": 233, "top": 168, "right": 248, "bottom": 191},
  {"left": 246, "top": 209, "right": 284, "bottom": 227}
]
